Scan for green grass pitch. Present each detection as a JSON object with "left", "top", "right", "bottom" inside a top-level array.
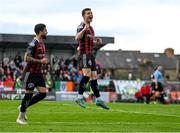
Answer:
[{"left": 0, "top": 100, "right": 180, "bottom": 132}]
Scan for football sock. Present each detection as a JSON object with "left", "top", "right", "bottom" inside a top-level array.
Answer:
[
  {"left": 27, "top": 93, "right": 46, "bottom": 107},
  {"left": 90, "top": 79, "right": 100, "bottom": 98},
  {"left": 77, "top": 94, "right": 83, "bottom": 99},
  {"left": 20, "top": 93, "right": 33, "bottom": 112},
  {"left": 97, "top": 97, "right": 102, "bottom": 101},
  {"left": 78, "top": 76, "right": 90, "bottom": 95}
]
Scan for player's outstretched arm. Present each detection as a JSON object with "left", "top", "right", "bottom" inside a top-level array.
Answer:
[{"left": 24, "top": 53, "right": 48, "bottom": 64}]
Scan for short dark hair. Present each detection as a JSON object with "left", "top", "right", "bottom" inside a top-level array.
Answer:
[
  {"left": 34, "top": 23, "right": 46, "bottom": 34},
  {"left": 82, "top": 8, "right": 91, "bottom": 16}
]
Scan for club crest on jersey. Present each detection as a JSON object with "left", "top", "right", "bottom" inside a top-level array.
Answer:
[
  {"left": 88, "top": 60, "right": 92, "bottom": 66},
  {"left": 28, "top": 83, "right": 35, "bottom": 88},
  {"left": 87, "top": 34, "right": 93, "bottom": 39}
]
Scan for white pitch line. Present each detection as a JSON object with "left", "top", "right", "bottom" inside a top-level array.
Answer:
[
  {"left": 111, "top": 109, "right": 180, "bottom": 118},
  {"left": 0, "top": 111, "right": 106, "bottom": 114},
  {"left": 62, "top": 103, "right": 180, "bottom": 118},
  {"left": 0, "top": 121, "right": 180, "bottom": 125}
]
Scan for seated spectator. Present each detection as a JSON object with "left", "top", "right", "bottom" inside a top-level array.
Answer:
[{"left": 3, "top": 56, "right": 9, "bottom": 67}]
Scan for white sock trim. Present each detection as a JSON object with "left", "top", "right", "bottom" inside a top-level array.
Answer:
[
  {"left": 97, "top": 97, "right": 102, "bottom": 101},
  {"left": 78, "top": 94, "right": 83, "bottom": 99}
]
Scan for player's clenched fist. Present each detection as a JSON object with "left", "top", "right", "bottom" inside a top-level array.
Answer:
[
  {"left": 83, "top": 24, "right": 90, "bottom": 31},
  {"left": 41, "top": 57, "right": 48, "bottom": 64}
]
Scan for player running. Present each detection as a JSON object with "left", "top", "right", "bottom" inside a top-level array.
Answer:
[
  {"left": 75, "top": 8, "right": 110, "bottom": 110},
  {"left": 150, "top": 65, "right": 165, "bottom": 104},
  {"left": 16, "top": 23, "right": 48, "bottom": 124}
]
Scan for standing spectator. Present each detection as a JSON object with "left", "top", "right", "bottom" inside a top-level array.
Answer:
[
  {"left": 14, "top": 52, "right": 22, "bottom": 68},
  {"left": 9, "top": 60, "right": 17, "bottom": 80},
  {"left": 63, "top": 71, "right": 71, "bottom": 81},
  {"left": 104, "top": 70, "right": 112, "bottom": 80},
  {"left": 0, "top": 69, "right": 7, "bottom": 81},
  {"left": 45, "top": 72, "right": 53, "bottom": 91},
  {"left": 52, "top": 56, "right": 59, "bottom": 65},
  {"left": 0, "top": 62, "right": 3, "bottom": 73},
  {"left": 15, "top": 75, "right": 22, "bottom": 90},
  {"left": 3, "top": 56, "right": 9, "bottom": 67}
]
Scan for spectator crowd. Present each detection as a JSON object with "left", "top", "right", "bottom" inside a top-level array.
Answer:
[{"left": 0, "top": 53, "right": 112, "bottom": 90}]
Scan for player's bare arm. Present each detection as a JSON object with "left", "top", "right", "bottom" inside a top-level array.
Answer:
[
  {"left": 24, "top": 53, "right": 48, "bottom": 64},
  {"left": 75, "top": 24, "right": 89, "bottom": 42}
]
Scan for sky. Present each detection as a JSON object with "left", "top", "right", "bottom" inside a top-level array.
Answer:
[{"left": 0, "top": 0, "right": 180, "bottom": 54}]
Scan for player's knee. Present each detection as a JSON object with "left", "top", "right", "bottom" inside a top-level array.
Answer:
[
  {"left": 91, "top": 73, "right": 98, "bottom": 80},
  {"left": 82, "top": 68, "right": 91, "bottom": 77},
  {"left": 84, "top": 71, "right": 91, "bottom": 77},
  {"left": 91, "top": 76, "right": 97, "bottom": 80}
]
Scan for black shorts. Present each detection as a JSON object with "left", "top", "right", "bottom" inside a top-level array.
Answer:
[
  {"left": 151, "top": 82, "right": 163, "bottom": 92},
  {"left": 22, "top": 72, "right": 46, "bottom": 90},
  {"left": 78, "top": 54, "right": 96, "bottom": 71}
]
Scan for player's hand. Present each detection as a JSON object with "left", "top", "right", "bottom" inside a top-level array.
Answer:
[
  {"left": 83, "top": 24, "right": 90, "bottom": 31},
  {"left": 41, "top": 58, "right": 48, "bottom": 64},
  {"left": 94, "top": 38, "right": 102, "bottom": 45}
]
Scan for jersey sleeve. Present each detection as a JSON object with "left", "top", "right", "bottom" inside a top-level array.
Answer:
[
  {"left": 26, "top": 39, "right": 36, "bottom": 56},
  {"left": 76, "top": 22, "right": 85, "bottom": 34}
]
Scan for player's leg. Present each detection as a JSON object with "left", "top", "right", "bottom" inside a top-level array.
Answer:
[
  {"left": 27, "top": 87, "right": 47, "bottom": 107},
  {"left": 154, "top": 91, "right": 160, "bottom": 103},
  {"left": 76, "top": 68, "right": 91, "bottom": 108},
  {"left": 157, "top": 83, "right": 164, "bottom": 104},
  {"left": 90, "top": 71, "right": 100, "bottom": 98},
  {"left": 76, "top": 54, "right": 91, "bottom": 108},
  {"left": 17, "top": 73, "right": 33, "bottom": 124},
  {"left": 89, "top": 56, "right": 101, "bottom": 99},
  {"left": 90, "top": 57, "right": 109, "bottom": 109},
  {"left": 17, "top": 90, "right": 33, "bottom": 124},
  {"left": 90, "top": 71, "right": 109, "bottom": 110},
  {"left": 78, "top": 68, "right": 91, "bottom": 97},
  {"left": 27, "top": 74, "right": 47, "bottom": 107},
  {"left": 19, "top": 90, "right": 33, "bottom": 113},
  {"left": 150, "top": 82, "right": 156, "bottom": 103}
]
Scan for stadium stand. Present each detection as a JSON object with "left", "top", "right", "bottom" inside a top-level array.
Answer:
[{"left": 0, "top": 33, "right": 180, "bottom": 103}]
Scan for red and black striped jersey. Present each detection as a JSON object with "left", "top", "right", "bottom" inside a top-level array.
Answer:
[
  {"left": 23, "top": 38, "right": 46, "bottom": 74},
  {"left": 77, "top": 22, "right": 94, "bottom": 56}
]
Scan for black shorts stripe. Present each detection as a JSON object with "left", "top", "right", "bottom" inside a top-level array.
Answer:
[
  {"left": 22, "top": 72, "right": 30, "bottom": 90},
  {"left": 83, "top": 54, "right": 87, "bottom": 68}
]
